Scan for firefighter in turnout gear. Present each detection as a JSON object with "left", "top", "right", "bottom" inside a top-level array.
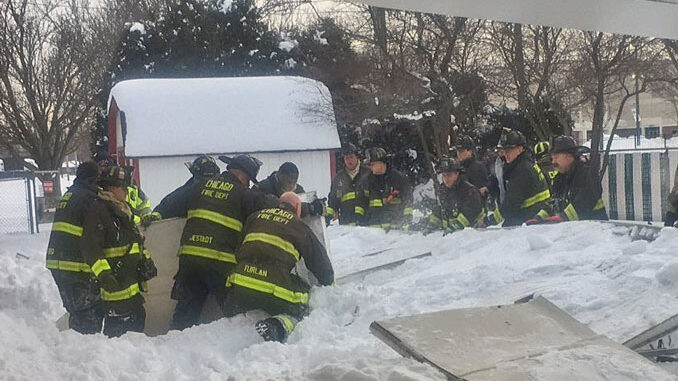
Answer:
[
  {"left": 81, "top": 166, "right": 157, "bottom": 337},
  {"left": 534, "top": 141, "right": 557, "bottom": 186},
  {"left": 92, "top": 152, "right": 151, "bottom": 225},
  {"left": 425, "top": 158, "right": 485, "bottom": 233},
  {"left": 357, "top": 147, "right": 414, "bottom": 229},
  {"left": 169, "top": 155, "right": 277, "bottom": 330},
  {"left": 486, "top": 130, "right": 551, "bottom": 227},
  {"left": 124, "top": 166, "right": 152, "bottom": 226},
  {"left": 455, "top": 136, "right": 489, "bottom": 195},
  {"left": 46, "top": 162, "right": 103, "bottom": 334},
  {"left": 223, "top": 192, "right": 334, "bottom": 343},
  {"left": 326, "top": 143, "right": 370, "bottom": 226},
  {"left": 256, "top": 162, "right": 325, "bottom": 218},
  {"left": 527, "top": 136, "right": 608, "bottom": 224},
  {"left": 146, "top": 155, "right": 221, "bottom": 224}
]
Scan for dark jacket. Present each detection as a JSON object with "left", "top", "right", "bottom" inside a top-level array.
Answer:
[
  {"left": 327, "top": 165, "right": 370, "bottom": 225},
  {"left": 178, "top": 171, "right": 277, "bottom": 274},
  {"left": 227, "top": 203, "right": 334, "bottom": 305},
  {"left": 153, "top": 176, "right": 204, "bottom": 219},
  {"left": 81, "top": 191, "right": 147, "bottom": 311},
  {"left": 495, "top": 152, "right": 551, "bottom": 227},
  {"left": 430, "top": 179, "right": 485, "bottom": 231},
  {"left": 46, "top": 178, "right": 100, "bottom": 277},
  {"left": 461, "top": 157, "right": 489, "bottom": 190},
  {"left": 357, "top": 168, "right": 413, "bottom": 228},
  {"left": 547, "top": 159, "right": 608, "bottom": 221},
  {"left": 256, "top": 171, "right": 305, "bottom": 198}
]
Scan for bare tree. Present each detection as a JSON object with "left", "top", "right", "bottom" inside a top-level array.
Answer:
[
  {"left": 574, "top": 32, "right": 650, "bottom": 175},
  {"left": 487, "top": 22, "right": 575, "bottom": 140},
  {"left": 0, "top": 0, "right": 106, "bottom": 193}
]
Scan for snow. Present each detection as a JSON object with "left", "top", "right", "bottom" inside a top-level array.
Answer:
[
  {"left": 278, "top": 33, "right": 298, "bottom": 52},
  {"left": 129, "top": 22, "right": 146, "bottom": 35},
  {"left": 108, "top": 77, "right": 341, "bottom": 157},
  {"left": 2, "top": 222, "right": 678, "bottom": 379},
  {"left": 585, "top": 134, "right": 678, "bottom": 153},
  {"left": 218, "top": 0, "right": 233, "bottom": 13}
]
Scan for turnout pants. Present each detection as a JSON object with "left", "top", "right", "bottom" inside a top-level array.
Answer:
[
  {"left": 103, "top": 302, "right": 145, "bottom": 338},
  {"left": 223, "top": 274, "right": 310, "bottom": 339},
  {"left": 51, "top": 271, "right": 103, "bottom": 335},
  {"left": 170, "top": 256, "right": 231, "bottom": 330}
]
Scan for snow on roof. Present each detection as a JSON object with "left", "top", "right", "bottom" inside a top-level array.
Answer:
[
  {"left": 584, "top": 134, "right": 678, "bottom": 153},
  {"left": 109, "top": 77, "right": 341, "bottom": 157}
]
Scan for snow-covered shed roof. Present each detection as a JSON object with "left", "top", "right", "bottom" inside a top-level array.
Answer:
[{"left": 109, "top": 76, "right": 341, "bottom": 158}]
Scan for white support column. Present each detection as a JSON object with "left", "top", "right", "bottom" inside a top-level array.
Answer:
[
  {"left": 616, "top": 154, "right": 626, "bottom": 220},
  {"left": 633, "top": 153, "right": 643, "bottom": 221}
]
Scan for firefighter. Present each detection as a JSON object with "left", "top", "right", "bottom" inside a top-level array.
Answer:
[
  {"left": 424, "top": 158, "right": 485, "bottom": 233},
  {"left": 326, "top": 143, "right": 370, "bottom": 226},
  {"left": 46, "top": 161, "right": 103, "bottom": 334},
  {"left": 455, "top": 135, "right": 489, "bottom": 195},
  {"left": 256, "top": 162, "right": 324, "bottom": 218},
  {"left": 486, "top": 129, "right": 551, "bottom": 227},
  {"left": 169, "top": 154, "right": 277, "bottom": 330},
  {"left": 223, "top": 192, "right": 334, "bottom": 343},
  {"left": 124, "top": 166, "right": 152, "bottom": 225},
  {"left": 92, "top": 152, "right": 151, "bottom": 225},
  {"left": 356, "top": 147, "right": 413, "bottom": 229},
  {"left": 81, "top": 166, "right": 157, "bottom": 337},
  {"left": 665, "top": 164, "right": 678, "bottom": 227},
  {"left": 143, "top": 155, "right": 221, "bottom": 225},
  {"left": 534, "top": 141, "right": 558, "bottom": 185},
  {"left": 527, "top": 136, "right": 608, "bottom": 224}
]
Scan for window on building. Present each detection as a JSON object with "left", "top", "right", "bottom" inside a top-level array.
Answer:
[{"left": 645, "top": 126, "right": 660, "bottom": 139}]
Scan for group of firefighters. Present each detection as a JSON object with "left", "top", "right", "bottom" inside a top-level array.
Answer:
[{"left": 46, "top": 127, "right": 677, "bottom": 341}]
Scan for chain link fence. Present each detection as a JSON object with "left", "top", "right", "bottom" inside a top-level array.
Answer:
[{"left": 0, "top": 171, "right": 39, "bottom": 234}]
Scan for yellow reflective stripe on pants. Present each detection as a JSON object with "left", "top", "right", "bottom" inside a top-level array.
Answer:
[
  {"left": 52, "top": 222, "right": 83, "bottom": 237},
  {"left": 521, "top": 189, "right": 551, "bottom": 209},
  {"left": 243, "top": 232, "right": 300, "bottom": 261},
  {"left": 101, "top": 283, "right": 140, "bottom": 302},
  {"left": 537, "top": 209, "right": 550, "bottom": 220},
  {"left": 188, "top": 209, "right": 243, "bottom": 232},
  {"left": 403, "top": 207, "right": 413, "bottom": 216},
  {"left": 355, "top": 206, "right": 365, "bottom": 215},
  {"left": 341, "top": 192, "right": 356, "bottom": 202},
  {"left": 275, "top": 314, "right": 296, "bottom": 334},
  {"left": 91, "top": 259, "right": 111, "bottom": 276},
  {"left": 428, "top": 214, "right": 442, "bottom": 227},
  {"left": 594, "top": 199, "right": 605, "bottom": 211},
  {"left": 326, "top": 207, "right": 335, "bottom": 216},
  {"left": 103, "top": 243, "right": 140, "bottom": 258},
  {"left": 455, "top": 212, "right": 471, "bottom": 228},
  {"left": 369, "top": 199, "right": 384, "bottom": 208},
  {"left": 179, "top": 245, "right": 236, "bottom": 264},
  {"left": 227, "top": 273, "right": 309, "bottom": 304},
  {"left": 133, "top": 215, "right": 141, "bottom": 225},
  {"left": 564, "top": 203, "right": 579, "bottom": 221},
  {"left": 46, "top": 259, "right": 91, "bottom": 273}
]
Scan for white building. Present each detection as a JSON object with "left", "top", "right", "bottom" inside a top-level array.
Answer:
[{"left": 107, "top": 76, "right": 341, "bottom": 207}]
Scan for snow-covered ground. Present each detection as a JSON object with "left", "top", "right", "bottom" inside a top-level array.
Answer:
[{"left": 2, "top": 222, "right": 678, "bottom": 379}]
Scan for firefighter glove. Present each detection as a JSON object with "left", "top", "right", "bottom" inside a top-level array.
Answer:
[
  {"left": 97, "top": 272, "right": 119, "bottom": 292},
  {"left": 137, "top": 257, "right": 158, "bottom": 281},
  {"left": 309, "top": 198, "right": 325, "bottom": 216},
  {"left": 141, "top": 212, "right": 161, "bottom": 227}
]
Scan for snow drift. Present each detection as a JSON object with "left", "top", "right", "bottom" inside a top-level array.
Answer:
[{"left": 2, "top": 222, "right": 678, "bottom": 379}]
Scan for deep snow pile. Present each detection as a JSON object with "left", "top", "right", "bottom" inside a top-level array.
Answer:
[{"left": 2, "top": 222, "right": 678, "bottom": 379}]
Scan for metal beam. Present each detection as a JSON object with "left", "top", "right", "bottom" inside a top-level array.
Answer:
[{"left": 350, "top": 0, "right": 678, "bottom": 39}]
